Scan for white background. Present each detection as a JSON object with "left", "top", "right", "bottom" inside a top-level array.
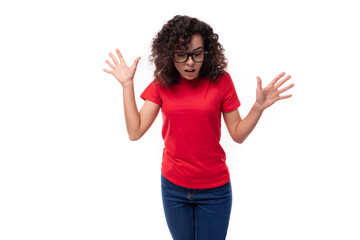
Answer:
[{"left": 1, "top": 0, "right": 359, "bottom": 239}]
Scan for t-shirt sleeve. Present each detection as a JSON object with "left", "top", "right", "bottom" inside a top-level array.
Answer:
[
  {"left": 221, "top": 72, "right": 241, "bottom": 112},
  {"left": 140, "top": 80, "right": 162, "bottom": 106}
]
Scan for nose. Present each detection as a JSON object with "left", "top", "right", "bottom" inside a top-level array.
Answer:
[{"left": 185, "top": 56, "right": 195, "bottom": 66}]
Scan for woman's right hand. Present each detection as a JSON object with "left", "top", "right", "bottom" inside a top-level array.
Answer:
[{"left": 103, "top": 49, "right": 141, "bottom": 87}]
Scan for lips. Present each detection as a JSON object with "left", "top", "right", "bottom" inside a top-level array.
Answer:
[{"left": 183, "top": 69, "right": 197, "bottom": 79}]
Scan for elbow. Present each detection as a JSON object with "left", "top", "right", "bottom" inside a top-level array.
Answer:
[
  {"left": 233, "top": 136, "right": 246, "bottom": 144},
  {"left": 128, "top": 133, "right": 141, "bottom": 141},
  {"left": 128, "top": 130, "right": 145, "bottom": 141},
  {"left": 235, "top": 138, "right": 245, "bottom": 144},
  {"left": 129, "top": 136, "right": 140, "bottom": 141}
]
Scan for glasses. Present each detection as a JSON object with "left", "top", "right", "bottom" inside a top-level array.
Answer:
[{"left": 173, "top": 51, "right": 207, "bottom": 63}]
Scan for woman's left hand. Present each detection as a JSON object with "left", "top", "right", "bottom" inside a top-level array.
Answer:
[{"left": 255, "top": 72, "right": 294, "bottom": 112}]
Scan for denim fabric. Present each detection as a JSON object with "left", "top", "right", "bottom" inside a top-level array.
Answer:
[{"left": 161, "top": 174, "right": 232, "bottom": 240}]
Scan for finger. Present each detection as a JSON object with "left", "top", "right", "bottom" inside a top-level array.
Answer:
[
  {"left": 278, "top": 83, "right": 294, "bottom": 94},
  {"left": 109, "top": 52, "right": 119, "bottom": 65},
  {"left": 279, "top": 94, "right": 292, "bottom": 100},
  {"left": 105, "top": 60, "right": 115, "bottom": 69},
  {"left": 256, "top": 76, "right": 262, "bottom": 90},
  {"left": 270, "top": 72, "right": 286, "bottom": 85},
  {"left": 103, "top": 68, "right": 113, "bottom": 74},
  {"left": 132, "top": 57, "right": 141, "bottom": 69},
  {"left": 116, "top": 49, "right": 125, "bottom": 64},
  {"left": 275, "top": 75, "right": 292, "bottom": 89}
]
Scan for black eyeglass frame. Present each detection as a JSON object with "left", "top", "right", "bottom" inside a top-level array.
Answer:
[{"left": 173, "top": 51, "right": 208, "bottom": 63}]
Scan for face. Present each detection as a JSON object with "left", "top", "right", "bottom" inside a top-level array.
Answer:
[{"left": 174, "top": 34, "right": 204, "bottom": 80}]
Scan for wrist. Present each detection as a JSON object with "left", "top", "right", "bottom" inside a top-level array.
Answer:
[
  {"left": 253, "top": 102, "right": 265, "bottom": 114},
  {"left": 122, "top": 80, "right": 134, "bottom": 89}
]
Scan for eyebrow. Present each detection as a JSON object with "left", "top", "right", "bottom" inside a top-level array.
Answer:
[
  {"left": 175, "top": 46, "right": 204, "bottom": 53},
  {"left": 191, "top": 46, "right": 203, "bottom": 52}
]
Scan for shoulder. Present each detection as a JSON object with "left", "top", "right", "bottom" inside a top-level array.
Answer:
[
  {"left": 215, "top": 71, "right": 234, "bottom": 87},
  {"left": 153, "top": 77, "right": 172, "bottom": 89},
  {"left": 143, "top": 78, "right": 166, "bottom": 91},
  {"left": 218, "top": 71, "right": 232, "bottom": 81}
]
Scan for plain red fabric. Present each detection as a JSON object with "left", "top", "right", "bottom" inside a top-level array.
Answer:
[{"left": 140, "top": 72, "right": 240, "bottom": 189}]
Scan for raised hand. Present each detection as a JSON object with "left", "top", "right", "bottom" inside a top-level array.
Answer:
[
  {"left": 255, "top": 72, "right": 294, "bottom": 111},
  {"left": 103, "top": 49, "right": 141, "bottom": 87}
]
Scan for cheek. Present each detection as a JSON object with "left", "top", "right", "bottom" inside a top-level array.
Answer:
[{"left": 174, "top": 62, "right": 182, "bottom": 72}]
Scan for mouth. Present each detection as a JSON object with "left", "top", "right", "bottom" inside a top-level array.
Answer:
[{"left": 182, "top": 69, "right": 198, "bottom": 79}]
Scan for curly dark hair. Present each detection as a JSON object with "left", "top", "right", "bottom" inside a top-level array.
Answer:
[{"left": 150, "top": 15, "right": 227, "bottom": 85}]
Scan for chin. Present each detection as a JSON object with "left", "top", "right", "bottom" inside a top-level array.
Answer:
[
  {"left": 181, "top": 72, "right": 199, "bottom": 80},
  {"left": 183, "top": 76, "right": 197, "bottom": 80}
]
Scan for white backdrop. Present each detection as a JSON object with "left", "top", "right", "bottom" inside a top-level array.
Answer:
[{"left": 1, "top": 0, "right": 359, "bottom": 239}]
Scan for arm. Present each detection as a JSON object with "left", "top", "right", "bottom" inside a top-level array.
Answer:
[
  {"left": 223, "top": 72, "right": 294, "bottom": 144},
  {"left": 123, "top": 84, "right": 160, "bottom": 140},
  {"left": 104, "top": 49, "right": 160, "bottom": 141},
  {"left": 223, "top": 106, "right": 262, "bottom": 144}
]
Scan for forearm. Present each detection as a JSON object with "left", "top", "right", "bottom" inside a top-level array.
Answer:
[
  {"left": 122, "top": 81, "right": 141, "bottom": 140},
  {"left": 234, "top": 103, "right": 263, "bottom": 143}
]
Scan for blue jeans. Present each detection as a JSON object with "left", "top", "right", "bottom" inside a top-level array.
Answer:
[{"left": 161, "top": 175, "right": 232, "bottom": 240}]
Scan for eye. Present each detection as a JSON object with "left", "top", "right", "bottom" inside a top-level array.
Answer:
[{"left": 175, "top": 53, "right": 186, "bottom": 57}]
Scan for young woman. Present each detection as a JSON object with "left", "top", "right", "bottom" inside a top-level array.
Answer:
[{"left": 104, "top": 15, "right": 294, "bottom": 240}]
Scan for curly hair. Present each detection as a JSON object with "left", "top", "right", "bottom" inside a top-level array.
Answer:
[{"left": 150, "top": 15, "right": 227, "bottom": 85}]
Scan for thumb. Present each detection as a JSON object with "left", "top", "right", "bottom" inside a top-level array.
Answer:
[
  {"left": 132, "top": 57, "right": 141, "bottom": 69},
  {"left": 256, "top": 76, "right": 262, "bottom": 90}
]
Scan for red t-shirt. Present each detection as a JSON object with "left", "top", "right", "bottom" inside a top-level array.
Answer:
[{"left": 140, "top": 72, "right": 240, "bottom": 189}]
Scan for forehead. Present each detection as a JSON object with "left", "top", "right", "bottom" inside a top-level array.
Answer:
[
  {"left": 177, "top": 34, "right": 204, "bottom": 51},
  {"left": 189, "top": 34, "right": 203, "bottom": 46}
]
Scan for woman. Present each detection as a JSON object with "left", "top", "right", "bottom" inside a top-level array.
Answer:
[{"left": 104, "top": 15, "right": 294, "bottom": 240}]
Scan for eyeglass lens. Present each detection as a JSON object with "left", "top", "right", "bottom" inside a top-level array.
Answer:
[{"left": 174, "top": 51, "right": 205, "bottom": 63}]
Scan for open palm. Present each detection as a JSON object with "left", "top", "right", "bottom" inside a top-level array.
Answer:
[
  {"left": 256, "top": 72, "right": 294, "bottom": 111},
  {"left": 103, "top": 48, "right": 141, "bottom": 86}
]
